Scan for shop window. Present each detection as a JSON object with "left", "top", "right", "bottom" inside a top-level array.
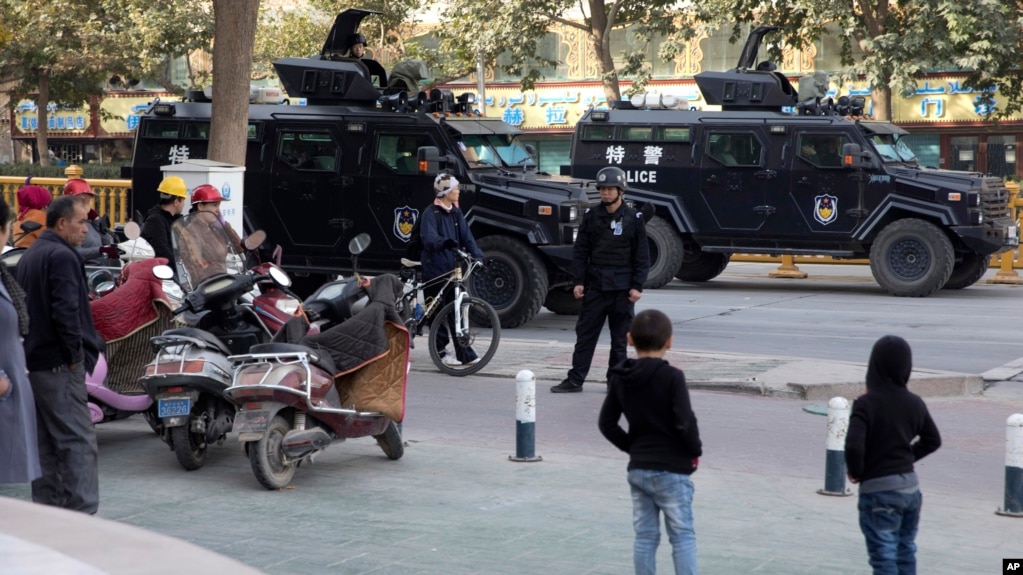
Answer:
[
  {"left": 520, "top": 138, "right": 571, "bottom": 174},
  {"left": 987, "top": 135, "right": 1017, "bottom": 178},
  {"left": 950, "top": 136, "right": 979, "bottom": 172}
]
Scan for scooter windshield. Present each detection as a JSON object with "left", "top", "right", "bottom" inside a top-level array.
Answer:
[{"left": 171, "top": 211, "right": 245, "bottom": 292}]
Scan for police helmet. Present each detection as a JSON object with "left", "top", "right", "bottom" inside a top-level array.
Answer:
[
  {"left": 595, "top": 166, "right": 628, "bottom": 192},
  {"left": 348, "top": 33, "right": 366, "bottom": 49}
]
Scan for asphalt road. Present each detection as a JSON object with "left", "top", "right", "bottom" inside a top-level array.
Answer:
[{"left": 518, "top": 262, "right": 1023, "bottom": 375}]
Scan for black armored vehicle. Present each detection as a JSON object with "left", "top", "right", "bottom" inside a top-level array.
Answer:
[
  {"left": 127, "top": 9, "right": 594, "bottom": 327},
  {"left": 566, "top": 26, "right": 1019, "bottom": 296}
]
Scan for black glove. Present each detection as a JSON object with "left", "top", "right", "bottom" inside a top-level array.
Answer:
[
  {"left": 443, "top": 239, "right": 458, "bottom": 250},
  {"left": 99, "top": 245, "right": 120, "bottom": 260},
  {"left": 480, "top": 258, "right": 492, "bottom": 268}
]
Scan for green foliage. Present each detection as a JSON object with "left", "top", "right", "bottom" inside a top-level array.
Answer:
[{"left": 253, "top": 3, "right": 331, "bottom": 80}]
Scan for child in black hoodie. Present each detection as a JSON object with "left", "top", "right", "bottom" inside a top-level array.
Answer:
[
  {"left": 599, "top": 309, "right": 702, "bottom": 575},
  {"left": 845, "top": 335, "right": 941, "bottom": 575}
]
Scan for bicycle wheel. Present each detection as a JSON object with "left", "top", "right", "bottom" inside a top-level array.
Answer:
[{"left": 428, "top": 296, "right": 500, "bottom": 376}]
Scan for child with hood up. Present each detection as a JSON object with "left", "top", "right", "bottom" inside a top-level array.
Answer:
[{"left": 845, "top": 335, "right": 941, "bottom": 575}]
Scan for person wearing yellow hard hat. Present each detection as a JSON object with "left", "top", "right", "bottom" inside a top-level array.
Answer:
[{"left": 140, "top": 176, "right": 187, "bottom": 263}]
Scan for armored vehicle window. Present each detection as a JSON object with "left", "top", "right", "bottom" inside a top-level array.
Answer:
[
  {"left": 143, "top": 121, "right": 180, "bottom": 139},
  {"left": 278, "top": 131, "right": 338, "bottom": 171},
  {"left": 707, "top": 133, "right": 761, "bottom": 167},
  {"left": 656, "top": 126, "right": 690, "bottom": 142},
  {"left": 622, "top": 126, "right": 652, "bottom": 141},
  {"left": 182, "top": 123, "right": 210, "bottom": 139},
  {"left": 797, "top": 134, "right": 850, "bottom": 167},
  {"left": 581, "top": 124, "right": 615, "bottom": 141},
  {"left": 377, "top": 134, "right": 430, "bottom": 174}
]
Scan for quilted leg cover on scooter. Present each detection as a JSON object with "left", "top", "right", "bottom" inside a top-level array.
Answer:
[{"left": 90, "top": 259, "right": 173, "bottom": 393}]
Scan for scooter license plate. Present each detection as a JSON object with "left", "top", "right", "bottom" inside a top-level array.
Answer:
[{"left": 158, "top": 397, "right": 191, "bottom": 418}]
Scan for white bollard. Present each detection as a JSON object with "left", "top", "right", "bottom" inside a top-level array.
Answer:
[
  {"left": 817, "top": 396, "right": 852, "bottom": 496},
  {"left": 509, "top": 370, "right": 542, "bottom": 462},
  {"left": 996, "top": 413, "right": 1023, "bottom": 517}
]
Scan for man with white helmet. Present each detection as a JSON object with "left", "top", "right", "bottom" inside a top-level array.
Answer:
[
  {"left": 420, "top": 173, "right": 486, "bottom": 367},
  {"left": 551, "top": 166, "right": 650, "bottom": 393},
  {"left": 140, "top": 176, "right": 187, "bottom": 263}
]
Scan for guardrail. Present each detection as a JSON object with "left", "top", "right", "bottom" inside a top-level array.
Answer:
[
  {"left": 2, "top": 166, "right": 1020, "bottom": 273},
  {"left": 0, "top": 165, "right": 130, "bottom": 225}
]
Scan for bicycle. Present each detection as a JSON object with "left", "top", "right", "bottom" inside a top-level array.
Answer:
[{"left": 397, "top": 249, "right": 501, "bottom": 376}]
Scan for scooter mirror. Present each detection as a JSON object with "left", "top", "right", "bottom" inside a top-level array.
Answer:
[
  {"left": 244, "top": 230, "right": 267, "bottom": 251},
  {"left": 267, "top": 265, "right": 292, "bottom": 288},
  {"left": 18, "top": 221, "right": 42, "bottom": 234},
  {"left": 0, "top": 248, "right": 26, "bottom": 270},
  {"left": 152, "top": 264, "right": 175, "bottom": 280},
  {"left": 123, "top": 221, "right": 141, "bottom": 240},
  {"left": 348, "top": 233, "right": 372, "bottom": 255}
]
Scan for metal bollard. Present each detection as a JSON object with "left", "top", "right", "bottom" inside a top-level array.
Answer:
[
  {"left": 997, "top": 413, "right": 1023, "bottom": 517},
  {"left": 509, "top": 370, "right": 542, "bottom": 463},
  {"left": 817, "top": 396, "right": 852, "bottom": 496}
]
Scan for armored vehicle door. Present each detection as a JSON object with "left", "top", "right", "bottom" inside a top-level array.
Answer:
[
  {"left": 699, "top": 129, "right": 769, "bottom": 233},
  {"left": 269, "top": 126, "right": 347, "bottom": 254},
  {"left": 770, "top": 130, "right": 859, "bottom": 238},
  {"left": 359, "top": 130, "right": 437, "bottom": 267}
]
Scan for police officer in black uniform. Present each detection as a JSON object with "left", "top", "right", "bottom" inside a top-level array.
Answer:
[{"left": 551, "top": 166, "right": 650, "bottom": 393}]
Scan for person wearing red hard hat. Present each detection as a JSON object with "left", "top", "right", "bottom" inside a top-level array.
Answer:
[
  {"left": 188, "top": 183, "right": 243, "bottom": 253},
  {"left": 63, "top": 178, "right": 117, "bottom": 265}
]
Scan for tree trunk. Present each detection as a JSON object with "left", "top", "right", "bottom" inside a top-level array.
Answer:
[
  {"left": 588, "top": 0, "right": 621, "bottom": 103},
  {"left": 209, "top": 0, "right": 260, "bottom": 167},
  {"left": 35, "top": 69, "right": 50, "bottom": 167},
  {"left": 871, "top": 83, "right": 892, "bottom": 121}
]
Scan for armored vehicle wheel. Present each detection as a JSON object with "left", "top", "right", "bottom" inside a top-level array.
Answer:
[
  {"left": 643, "top": 217, "right": 684, "bottom": 289},
  {"left": 870, "top": 219, "right": 954, "bottom": 297},
  {"left": 544, "top": 286, "right": 581, "bottom": 315},
  {"left": 473, "top": 236, "right": 548, "bottom": 328},
  {"left": 374, "top": 420, "right": 404, "bottom": 460},
  {"left": 249, "top": 415, "right": 297, "bottom": 490},
  {"left": 676, "top": 243, "right": 730, "bottom": 282},
  {"left": 943, "top": 252, "right": 991, "bottom": 290}
]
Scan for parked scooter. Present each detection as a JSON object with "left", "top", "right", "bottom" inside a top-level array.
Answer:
[
  {"left": 226, "top": 234, "right": 406, "bottom": 490},
  {"left": 87, "top": 251, "right": 176, "bottom": 426},
  {"left": 140, "top": 211, "right": 297, "bottom": 470}
]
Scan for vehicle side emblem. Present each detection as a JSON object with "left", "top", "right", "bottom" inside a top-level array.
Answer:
[
  {"left": 814, "top": 194, "right": 838, "bottom": 225},
  {"left": 394, "top": 206, "right": 419, "bottom": 242}
]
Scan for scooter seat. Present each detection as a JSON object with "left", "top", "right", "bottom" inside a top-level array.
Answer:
[
  {"left": 249, "top": 342, "right": 337, "bottom": 376},
  {"left": 162, "top": 327, "right": 232, "bottom": 356}
]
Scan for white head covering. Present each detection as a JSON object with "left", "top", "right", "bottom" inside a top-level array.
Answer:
[{"left": 434, "top": 173, "right": 459, "bottom": 197}]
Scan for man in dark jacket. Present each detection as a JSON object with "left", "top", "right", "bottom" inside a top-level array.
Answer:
[
  {"left": 16, "top": 195, "right": 104, "bottom": 514},
  {"left": 599, "top": 309, "right": 702, "bottom": 575},
  {"left": 141, "top": 175, "right": 187, "bottom": 263},
  {"left": 552, "top": 166, "right": 649, "bottom": 393},
  {"left": 845, "top": 335, "right": 941, "bottom": 575},
  {"left": 420, "top": 173, "right": 485, "bottom": 366}
]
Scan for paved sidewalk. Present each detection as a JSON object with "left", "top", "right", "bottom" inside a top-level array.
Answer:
[
  {"left": 3, "top": 339, "right": 1022, "bottom": 574},
  {"left": 410, "top": 337, "right": 989, "bottom": 400}
]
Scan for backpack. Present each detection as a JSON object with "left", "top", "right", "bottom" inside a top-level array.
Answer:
[{"left": 405, "top": 205, "right": 439, "bottom": 260}]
